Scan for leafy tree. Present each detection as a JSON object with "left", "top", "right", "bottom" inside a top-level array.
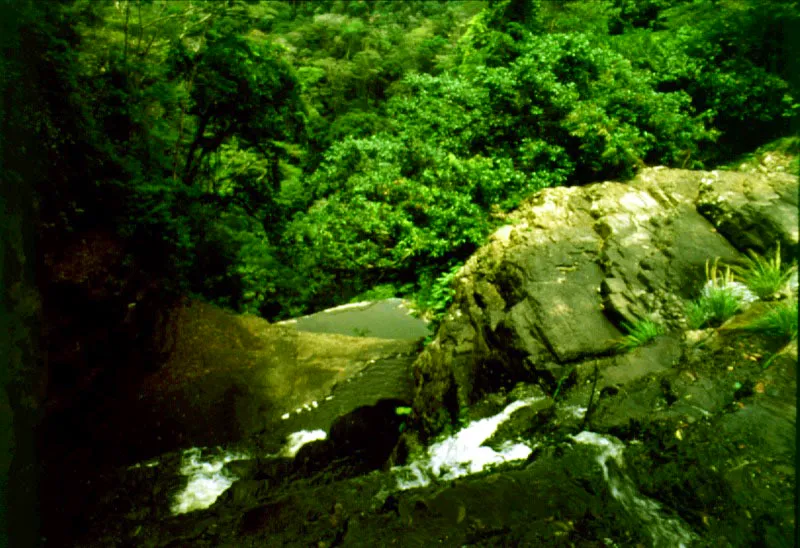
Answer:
[
  {"left": 37, "top": 0, "right": 309, "bottom": 310},
  {"left": 616, "top": 0, "right": 798, "bottom": 160},
  {"left": 22, "top": 0, "right": 797, "bottom": 322},
  {"left": 171, "top": 29, "right": 304, "bottom": 188}
]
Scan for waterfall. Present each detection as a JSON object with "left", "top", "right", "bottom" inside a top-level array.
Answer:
[
  {"left": 572, "top": 431, "right": 694, "bottom": 548},
  {"left": 392, "top": 397, "right": 544, "bottom": 490}
]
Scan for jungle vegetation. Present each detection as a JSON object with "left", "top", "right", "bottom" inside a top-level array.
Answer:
[{"left": 2, "top": 0, "right": 797, "bottom": 320}]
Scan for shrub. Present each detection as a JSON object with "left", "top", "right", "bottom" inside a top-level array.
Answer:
[
  {"left": 414, "top": 262, "right": 463, "bottom": 320},
  {"left": 616, "top": 318, "right": 664, "bottom": 350},
  {"left": 413, "top": 262, "right": 464, "bottom": 344},
  {"left": 350, "top": 284, "right": 401, "bottom": 302}
]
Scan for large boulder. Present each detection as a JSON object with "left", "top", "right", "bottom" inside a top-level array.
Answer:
[
  {"left": 411, "top": 167, "right": 798, "bottom": 438},
  {"left": 695, "top": 168, "right": 798, "bottom": 259}
]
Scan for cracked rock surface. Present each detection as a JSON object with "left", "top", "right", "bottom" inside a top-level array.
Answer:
[{"left": 411, "top": 167, "right": 797, "bottom": 438}]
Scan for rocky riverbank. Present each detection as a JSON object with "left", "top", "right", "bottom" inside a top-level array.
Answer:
[{"left": 43, "top": 160, "right": 797, "bottom": 547}]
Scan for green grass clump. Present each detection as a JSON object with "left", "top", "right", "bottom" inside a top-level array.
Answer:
[
  {"left": 686, "top": 288, "right": 744, "bottom": 328},
  {"left": 686, "top": 259, "right": 745, "bottom": 328},
  {"left": 741, "top": 299, "right": 798, "bottom": 343},
  {"left": 686, "top": 300, "right": 710, "bottom": 329},
  {"left": 616, "top": 319, "right": 664, "bottom": 351},
  {"left": 734, "top": 243, "right": 797, "bottom": 300}
]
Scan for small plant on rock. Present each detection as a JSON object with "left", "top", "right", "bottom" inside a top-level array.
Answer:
[
  {"left": 686, "top": 258, "right": 750, "bottom": 328},
  {"left": 616, "top": 319, "right": 664, "bottom": 351},
  {"left": 685, "top": 300, "right": 711, "bottom": 329},
  {"left": 741, "top": 298, "right": 798, "bottom": 343},
  {"left": 734, "top": 243, "right": 797, "bottom": 300},
  {"left": 686, "top": 289, "right": 743, "bottom": 328}
]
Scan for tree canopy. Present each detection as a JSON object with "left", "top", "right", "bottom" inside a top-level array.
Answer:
[{"left": 5, "top": 0, "right": 797, "bottom": 320}]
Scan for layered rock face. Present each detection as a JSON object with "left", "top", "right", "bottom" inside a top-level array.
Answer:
[
  {"left": 122, "top": 300, "right": 420, "bottom": 460},
  {"left": 412, "top": 167, "right": 797, "bottom": 437}
]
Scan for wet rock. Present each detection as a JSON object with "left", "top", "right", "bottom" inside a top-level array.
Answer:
[
  {"left": 223, "top": 458, "right": 258, "bottom": 479},
  {"left": 80, "top": 300, "right": 421, "bottom": 465},
  {"left": 59, "top": 160, "right": 800, "bottom": 548},
  {"left": 350, "top": 444, "right": 650, "bottom": 547},
  {"left": 75, "top": 325, "right": 796, "bottom": 547},
  {"left": 276, "top": 298, "right": 430, "bottom": 340},
  {"left": 411, "top": 166, "right": 797, "bottom": 440},
  {"left": 222, "top": 480, "right": 270, "bottom": 507},
  {"left": 42, "top": 295, "right": 423, "bottom": 547},
  {"left": 294, "top": 399, "right": 407, "bottom": 479},
  {"left": 484, "top": 397, "right": 554, "bottom": 449},
  {"left": 464, "top": 391, "right": 508, "bottom": 422}
]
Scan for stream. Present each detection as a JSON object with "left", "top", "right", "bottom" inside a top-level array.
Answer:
[{"left": 144, "top": 394, "right": 697, "bottom": 546}]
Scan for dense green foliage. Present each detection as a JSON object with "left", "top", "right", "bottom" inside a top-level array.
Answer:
[{"left": 7, "top": 0, "right": 797, "bottom": 320}]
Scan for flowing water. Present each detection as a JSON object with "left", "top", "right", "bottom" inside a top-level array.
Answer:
[
  {"left": 160, "top": 398, "right": 695, "bottom": 548},
  {"left": 166, "top": 429, "right": 331, "bottom": 515},
  {"left": 572, "top": 431, "right": 695, "bottom": 548},
  {"left": 392, "top": 397, "right": 543, "bottom": 490},
  {"left": 169, "top": 447, "right": 251, "bottom": 515},
  {"left": 158, "top": 398, "right": 544, "bottom": 516}
]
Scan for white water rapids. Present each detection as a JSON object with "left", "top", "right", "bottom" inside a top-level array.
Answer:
[
  {"left": 138, "top": 397, "right": 695, "bottom": 548},
  {"left": 391, "top": 397, "right": 543, "bottom": 490},
  {"left": 170, "top": 447, "right": 250, "bottom": 515},
  {"left": 161, "top": 429, "right": 329, "bottom": 515}
]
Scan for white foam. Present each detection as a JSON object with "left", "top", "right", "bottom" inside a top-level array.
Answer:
[
  {"left": 788, "top": 271, "right": 798, "bottom": 293},
  {"left": 562, "top": 405, "right": 588, "bottom": 419},
  {"left": 275, "top": 318, "right": 298, "bottom": 325},
  {"left": 171, "top": 448, "right": 250, "bottom": 515},
  {"left": 392, "top": 397, "right": 543, "bottom": 490},
  {"left": 323, "top": 301, "right": 373, "bottom": 313},
  {"left": 281, "top": 429, "right": 327, "bottom": 458}
]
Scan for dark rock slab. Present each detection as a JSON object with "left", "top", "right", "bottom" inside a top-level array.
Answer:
[{"left": 696, "top": 170, "right": 799, "bottom": 258}]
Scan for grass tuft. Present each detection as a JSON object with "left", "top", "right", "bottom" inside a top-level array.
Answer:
[
  {"left": 734, "top": 243, "right": 797, "bottom": 300},
  {"left": 686, "top": 300, "right": 710, "bottom": 329},
  {"left": 687, "top": 287, "right": 744, "bottom": 328},
  {"left": 616, "top": 319, "right": 664, "bottom": 351},
  {"left": 741, "top": 298, "right": 798, "bottom": 343},
  {"left": 686, "top": 258, "right": 749, "bottom": 328}
]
